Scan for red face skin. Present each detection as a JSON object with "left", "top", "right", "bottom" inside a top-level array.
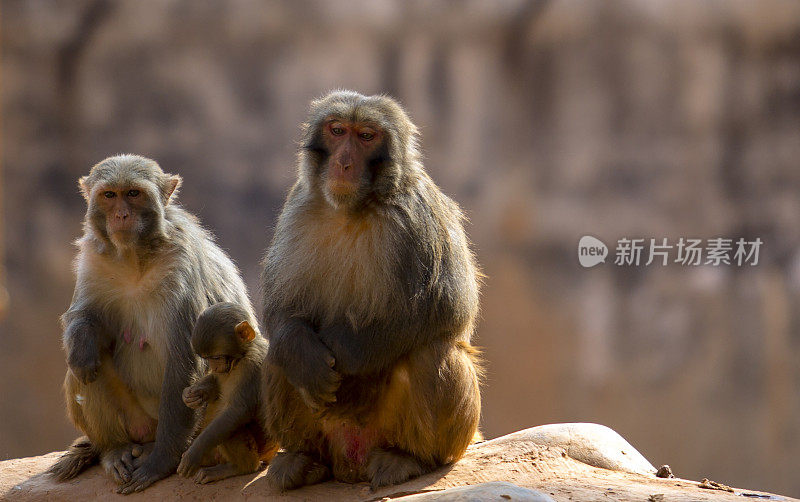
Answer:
[
  {"left": 93, "top": 186, "right": 144, "bottom": 237},
  {"left": 320, "top": 118, "right": 382, "bottom": 201}
]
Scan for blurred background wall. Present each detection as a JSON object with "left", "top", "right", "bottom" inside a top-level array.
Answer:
[{"left": 2, "top": 0, "right": 800, "bottom": 496}]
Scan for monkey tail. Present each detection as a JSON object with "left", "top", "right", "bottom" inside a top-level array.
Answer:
[{"left": 48, "top": 436, "right": 101, "bottom": 481}]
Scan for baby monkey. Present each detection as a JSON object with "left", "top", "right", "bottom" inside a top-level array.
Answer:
[{"left": 177, "top": 302, "right": 276, "bottom": 483}]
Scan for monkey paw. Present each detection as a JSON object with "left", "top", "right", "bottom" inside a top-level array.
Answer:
[
  {"left": 192, "top": 464, "right": 246, "bottom": 484},
  {"left": 67, "top": 350, "right": 101, "bottom": 385},
  {"left": 117, "top": 455, "right": 173, "bottom": 494},
  {"left": 367, "top": 448, "right": 428, "bottom": 491},
  {"left": 177, "top": 446, "right": 203, "bottom": 479},
  {"left": 181, "top": 386, "right": 207, "bottom": 409},
  {"left": 265, "top": 451, "right": 330, "bottom": 490},
  {"left": 293, "top": 347, "right": 341, "bottom": 410},
  {"left": 100, "top": 444, "right": 143, "bottom": 485}
]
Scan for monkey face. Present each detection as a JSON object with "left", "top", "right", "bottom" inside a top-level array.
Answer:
[
  {"left": 204, "top": 355, "right": 235, "bottom": 374},
  {"left": 301, "top": 92, "right": 417, "bottom": 211},
  {"left": 79, "top": 156, "right": 181, "bottom": 250},
  {"left": 91, "top": 186, "right": 147, "bottom": 239},
  {"left": 317, "top": 117, "right": 385, "bottom": 209}
]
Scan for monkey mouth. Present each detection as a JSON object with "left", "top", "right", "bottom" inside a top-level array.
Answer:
[
  {"left": 327, "top": 179, "right": 358, "bottom": 196},
  {"left": 107, "top": 220, "right": 137, "bottom": 235}
]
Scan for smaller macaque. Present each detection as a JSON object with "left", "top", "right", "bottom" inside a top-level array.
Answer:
[{"left": 177, "top": 302, "right": 276, "bottom": 484}]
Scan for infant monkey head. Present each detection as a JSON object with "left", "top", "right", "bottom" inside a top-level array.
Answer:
[{"left": 192, "top": 302, "right": 257, "bottom": 374}]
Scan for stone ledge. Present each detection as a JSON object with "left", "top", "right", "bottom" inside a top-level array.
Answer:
[{"left": 0, "top": 424, "right": 793, "bottom": 501}]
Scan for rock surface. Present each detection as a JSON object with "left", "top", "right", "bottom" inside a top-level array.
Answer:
[
  {"left": 398, "top": 482, "right": 555, "bottom": 501},
  {"left": 0, "top": 424, "right": 793, "bottom": 502}
]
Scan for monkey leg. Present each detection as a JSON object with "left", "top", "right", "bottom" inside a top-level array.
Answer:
[
  {"left": 62, "top": 357, "right": 158, "bottom": 483},
  {"left": 190, "top": 429, "right": 269, "bottom": 484},
  {"left": 263, "top": 363, "right": 332, "bottom": 490},
  {"left": 208, "top": 429, "right": 262, "bottom": 480},
  {"left": 369, "top": 340, "right": 482, "bottom": 487}
]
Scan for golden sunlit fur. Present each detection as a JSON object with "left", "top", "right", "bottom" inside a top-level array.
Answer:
[{"left": 262, "top": 91, "right": 482, "bottom": 490}]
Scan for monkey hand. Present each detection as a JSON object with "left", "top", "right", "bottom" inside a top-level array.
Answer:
[
  {"left": 182, "top": 386, "right": 208, "bottom": 409},
  {"left": 299, "top": 349, "right": 341, "bottom": 411},
  {"left": 176, "top": 445, "right": 203, "bottom": 479},
  {"left": 67, "top": 343, "right": 101, "bottom": 384},
  {"left": 274, "top": 334, "right": 341, "bottom": 410}
]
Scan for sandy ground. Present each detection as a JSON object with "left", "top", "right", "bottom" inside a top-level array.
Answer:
[{"left": 0, "top": 427, "right": 794, "bottom": 501}]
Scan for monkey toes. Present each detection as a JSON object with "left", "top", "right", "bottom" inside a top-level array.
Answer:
[
  {"left": 100, "top": 444, "right": 145, "bottom": 485},
  {"left": 266, "top": 451, "right": 331, "bottom": 490}
]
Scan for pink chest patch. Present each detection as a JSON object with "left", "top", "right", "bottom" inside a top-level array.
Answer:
[{"left": 121, "top": 330, "right": 147, "bottom": 351}]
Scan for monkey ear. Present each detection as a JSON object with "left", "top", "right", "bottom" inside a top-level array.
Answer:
[
  {"left": 235, "top": 321, "right": 256, "bottom": 343},
  {"left": 78, "top": 176, "right": 91, "bottom": 200},
  {"left": 162, "top": 175, "right": 182, "bottom": 205}
]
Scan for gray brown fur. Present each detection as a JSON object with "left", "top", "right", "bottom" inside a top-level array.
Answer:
[
  {"left": 48, "top": 155, "right": 253, "bottom": 494},
  {"left": 177, "top": 302, "right": 277, "bottom": 484},
  {"left": 261, "top": 91, "right": 482, "bottom": 490}
]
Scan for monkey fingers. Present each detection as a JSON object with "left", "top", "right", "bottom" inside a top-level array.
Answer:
[
  {"left": 181, "top": 387, "right": 206, "bottom": 409},
  {"left": 100, "top": 444, "right": 140, "bottom": 484},
  {"left": 130, "top": 441, "right": 155, "bottom": 467},
  {"left": 177, "top": 445, "right": 204, "bottom": 478},
  {"left": 283, "top": 338, "right": 340, "bottom": 410},
  {"left": 193, "top": 464, "right": 239, "bottom": 484},
  {"left": 67, "top": 350, "right": 101, "bottom": 385}
]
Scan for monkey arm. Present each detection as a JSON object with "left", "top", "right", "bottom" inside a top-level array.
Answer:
[
  {"left": 319, "top": 283, "right": 470, "bottom": 376},
  {"left": 177, "top": 399, "right": 251, "bottom": 477},
  {"left": 61, "top": 308, "right": 108, "bottom": 385},
  {"left": 266, "top": 312, "right": 341, "bottom": 408},
  {"left": 317, "top": 319, "right": 419, "bottom": 376}
]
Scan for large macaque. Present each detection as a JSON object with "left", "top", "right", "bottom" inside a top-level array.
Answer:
[
  {"left": 262, "top": 91, "right": 482, "bottom": 490},
  {"left": 177, "top": 302, "right": 277, "bottom": 483},
  {"left": 49, "top": 155, "right": 254, "bottom": 494}
]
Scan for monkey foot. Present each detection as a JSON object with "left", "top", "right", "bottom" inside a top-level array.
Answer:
[
  {"left": 366, "top": 447, "right": 428, "bottom": 490},
  {"left": 192, "top": 463, "right": 252, "bottom": 484},
  {"left": 100, "top": 444, "right": 143, "bottom": 485},
  {"left": 265, "top": 451, "right": 331, "bottom": 490}
]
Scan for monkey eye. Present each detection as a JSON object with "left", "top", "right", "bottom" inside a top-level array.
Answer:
[
  {"left": 103, "top": 191, "right": 116, "bottom": 198},
  {"left": 127, "top": 189, "right": 140, "bottom": 197},
  {"left": 358, "top": 132, "right": 375, "bottom": 141},
  {"left": 331, "top": 126, "right": 346, "bottom": 136}
]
